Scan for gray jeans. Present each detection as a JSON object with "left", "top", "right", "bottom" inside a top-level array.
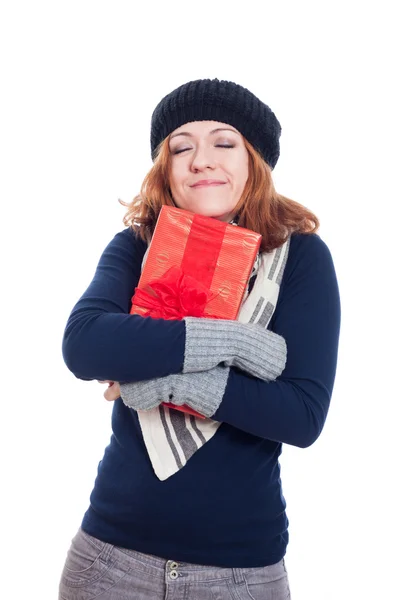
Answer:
[{"left": 59, "top": 528, "right": 291, "bottom": 599}]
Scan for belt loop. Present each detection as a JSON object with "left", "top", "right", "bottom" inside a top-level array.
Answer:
[
  {"left": 232, "top": 567, "right": 245, "bottom": 584},
  {"left": 101, "top": 542, "right": 114, "bottom": 564}
]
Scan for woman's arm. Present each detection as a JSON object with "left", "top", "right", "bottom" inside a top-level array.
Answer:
[
  {"left": 212, "top": 233, "right": 341, "bottom": 447},
  {"left": 118, "top": 233, "right": 339, "bottom": 438},
  {"left": 63, "top": 228, "right": 288, "bottom": 384},
  {"left": 62, "top": 229, "right": 186, "bottom": 382}
]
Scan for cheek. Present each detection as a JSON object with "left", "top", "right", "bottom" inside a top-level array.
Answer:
[
  {"left": 228, "top": 147, "right": 248, "bottom": 175},
  {"left": 168, "top": 171, "right": 177, "bottom": 193},
  {"left": 168, "top": 167, "right": 187, "bottom": 208},
  {"left": 169, "top": 165, "right": 184, "bottom": 195},
  {"left": 233, "top": 156, "right": 249, "bottom": 190}
]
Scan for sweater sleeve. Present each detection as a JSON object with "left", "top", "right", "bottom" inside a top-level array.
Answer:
[
  {"left": 212, "top": 233, "right": 341, "bottom": 448},
  {"left": 62, "top": 228, "right": 186, "bottom": 382}
]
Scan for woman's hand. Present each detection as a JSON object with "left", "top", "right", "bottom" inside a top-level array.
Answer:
[
  {"left": 98, "top": 378, "right": 169, "bottom": 411},
  {"left": 98, "top": 380, "right": 121, "bottom": 401}
]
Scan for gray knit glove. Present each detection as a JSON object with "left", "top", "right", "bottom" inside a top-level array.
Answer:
[
  {"left": 183, "top": 317, "right": 287, "bottom": 381},
  {"left": 119, "top": 377, "right": 172, "bottom": 411},
  {"left": 119, "top": 366, "right": 230, "bottom": 417},
  {"left": 167, "top": 365, "right": 230, "bottom": 418}
]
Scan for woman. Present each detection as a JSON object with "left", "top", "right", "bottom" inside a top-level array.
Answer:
[{"left": 59, "top": 78, "right": 341, "bottom": 599}]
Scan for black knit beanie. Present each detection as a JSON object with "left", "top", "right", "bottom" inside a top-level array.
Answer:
[{"left": 150, "top": 78, "right": 281, "bottom": 169}]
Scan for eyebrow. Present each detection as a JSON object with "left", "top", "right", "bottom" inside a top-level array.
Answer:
[{"left": 170, "top": 127, "right": 240, "bottom": 140}]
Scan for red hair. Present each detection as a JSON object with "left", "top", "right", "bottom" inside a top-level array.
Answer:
[{"left": 120, "top": 136, "right": 319, "bottom": 253}]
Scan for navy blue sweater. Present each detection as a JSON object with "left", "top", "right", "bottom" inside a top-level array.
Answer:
[{"left": 62, "top": 228, "right": 340, "bottom": 567}]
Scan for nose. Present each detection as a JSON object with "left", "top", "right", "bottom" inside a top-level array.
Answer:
[{"left": 190, "top": 145, "right": 216, "bottom": 172}]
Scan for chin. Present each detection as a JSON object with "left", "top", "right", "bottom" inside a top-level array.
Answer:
[
  {"left": 211, "top": 213, "right": 232, "bottom": 222},
  {"left": 205, "top": 209, "right": 235, "bottom": 223},
  {"left": 189, "top": 205, "right": 234, "bottom": 221}
]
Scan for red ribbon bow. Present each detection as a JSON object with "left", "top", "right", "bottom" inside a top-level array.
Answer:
[{"left": 131, "top": 266, "right": 215, "bottom": 320}]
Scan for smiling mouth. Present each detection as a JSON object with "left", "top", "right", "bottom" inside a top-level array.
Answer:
[{"left": 191, "top": 181, "right": 227, "bottom": 188}]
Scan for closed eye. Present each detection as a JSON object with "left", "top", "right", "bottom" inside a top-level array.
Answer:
[
  {"left": 172, "top": 147, "right": 191, "bottom": 155},
  {"left": 172, "top": 144, "right": 234, "bottom": 155}
]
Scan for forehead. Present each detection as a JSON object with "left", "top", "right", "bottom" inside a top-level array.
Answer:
[{"left": 170, "top": 120, "right": 240, "bottom": 137}]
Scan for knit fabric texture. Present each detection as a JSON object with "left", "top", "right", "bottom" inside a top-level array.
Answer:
[
  {"left": 169, "top": 367, "right": 231, "bottom": 418},
  {"left": 120, "top": 377, "right": 171, "bottom": 412},
  {"left": 183, "top": 317, "right": 287, "bottom": 381},
  {"left": 120, "top": 365, "right": 230, "bottom": 417},
  {"left": 150, "top": 78, "right": 281, "bottom": 169}
]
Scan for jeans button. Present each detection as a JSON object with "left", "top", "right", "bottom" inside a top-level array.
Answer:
[
  {"left": 170, "top": 561, "right": 178, "bottom": 570},
  {"left": 170, "top": 570, "right": 178, "bottom": 580}
]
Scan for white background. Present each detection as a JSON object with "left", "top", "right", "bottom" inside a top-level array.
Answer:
[{"left": 1, "top": 1, "right": 399, "bottom": 598}]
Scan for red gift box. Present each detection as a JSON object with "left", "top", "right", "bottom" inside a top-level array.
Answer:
[{"left": 130, "top": 206, "right": 261, "bottom": 417}]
